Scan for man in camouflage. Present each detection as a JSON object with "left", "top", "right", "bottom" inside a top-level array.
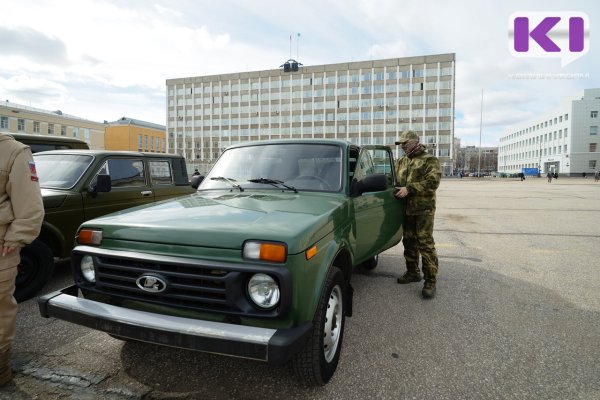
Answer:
[{"left": 394, "top": 130, "right": 441, "bottom": 298}]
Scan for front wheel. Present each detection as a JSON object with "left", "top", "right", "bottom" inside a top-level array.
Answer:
[
  {"left": 293, "top": 267, "right": 345, "bottom": 385},
  {"left": 15, "top": 239, "right": 55, "bottom": 302}
]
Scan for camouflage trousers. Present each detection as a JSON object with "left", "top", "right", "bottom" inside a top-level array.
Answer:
[{"left": 402, "top": 212, "right": 438, "bottom": 284}]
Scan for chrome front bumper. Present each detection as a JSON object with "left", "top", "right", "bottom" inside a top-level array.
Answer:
[{"left": 38, "top": 285, "right": 311, "bottom": 364}]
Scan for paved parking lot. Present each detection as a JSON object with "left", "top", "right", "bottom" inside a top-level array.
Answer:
[{"left": 3, "top": 177, "right": 600, "bottom": 399}]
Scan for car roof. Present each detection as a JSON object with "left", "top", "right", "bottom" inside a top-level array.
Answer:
[
  {"left": 33, "top": 149, "right": 185, "bottom": 159},
  {"left": 8, "top": 132, "right": 88, "bottom": 144},
  {"left": 225, "top": 138, "right": 355, "bottom": 150}
]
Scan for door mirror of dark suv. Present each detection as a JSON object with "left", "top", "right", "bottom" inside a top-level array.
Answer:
[{"left": 90, "top": 174, "right": 112, "bottom": 197}]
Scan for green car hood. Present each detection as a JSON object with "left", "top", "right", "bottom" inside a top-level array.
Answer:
[{"left": 83, "top": 191, "right": 346, "bottom": 254}]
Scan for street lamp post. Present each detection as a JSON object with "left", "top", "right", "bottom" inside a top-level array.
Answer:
[
  {"left": 478, "top": 89, "right": 483, "bottom": 178},
  {"left": 538, "top": 137, "right": 542, "bottom": 177}
]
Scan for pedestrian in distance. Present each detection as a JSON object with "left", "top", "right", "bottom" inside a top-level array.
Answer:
[
  {"left": 193, "top": 168, "right": 201, "bottom": 176},
  {"left": 0, "top": 133, "right": 44, "bottom": 387},
  {"left": 547, "top": 171, "right": 553, "bottom": 183},
  {"left": 595, "top": 170, "right": 599, "bottom": 182},
  {"left": 394, "top": 130, "right": 441, "bottom": 299},
  {"left": 582, "top": 172, "right": 587, "bottom": 179}
]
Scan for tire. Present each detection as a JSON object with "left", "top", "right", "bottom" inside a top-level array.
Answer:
[
  {"left": 15, "top": 239, "right": 55, "bottom": 302},
  {"left": 361, "top": 254, "right": 379, "bottom": 270},
  {"left": 293, "top": 267, "right": 345, "bottom": 385}
]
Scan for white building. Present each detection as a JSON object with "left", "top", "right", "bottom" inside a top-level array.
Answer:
[
  {"left": 166, "top": 54, "right": 456, "bottom": 175},
  {"left": 499, "top": 88, "right": 600, "bottom": 176}
]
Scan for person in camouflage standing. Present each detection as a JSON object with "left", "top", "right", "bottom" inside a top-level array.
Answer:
[{"left": 394, "top": 130, "right": 441, "bottom": 298}]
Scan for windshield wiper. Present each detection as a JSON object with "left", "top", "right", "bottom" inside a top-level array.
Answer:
[
  {"left": 210, "top": 176, "right": 244, "bottom": 192},
  {"left": 248, "top": 178, "right": 298, "bottom": 193}
]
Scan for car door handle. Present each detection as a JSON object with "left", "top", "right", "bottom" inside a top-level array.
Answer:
[{"left": 141, "top": 190, "right": 153, "bottom": 197}]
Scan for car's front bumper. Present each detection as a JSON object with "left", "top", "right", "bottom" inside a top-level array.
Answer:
[{"left": 38, "top": 285, "right": 312, "bottom": 365}]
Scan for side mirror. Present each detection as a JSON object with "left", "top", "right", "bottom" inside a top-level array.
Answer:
[
  {"left": 190, "top": 175, "right": 204, "bottom": 189},
  {"left": 90, "top": 174, "right": 111, "bottom": 197},
  {"left": 351, "top": 174, "right": 388, "bottom": 196}
]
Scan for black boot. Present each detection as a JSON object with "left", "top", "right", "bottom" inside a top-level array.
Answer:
[
  {"left": 397, "top": 271, "right": 422, "bottom": 284},
  {"left": 421, "top": 281, "right": 436, "bottom": 298}
]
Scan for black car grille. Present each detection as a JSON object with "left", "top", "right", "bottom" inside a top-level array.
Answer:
[{"left": 93, "top": 255, "right": 238, "bottom": 314}]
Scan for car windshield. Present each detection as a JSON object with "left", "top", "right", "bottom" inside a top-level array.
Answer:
[
  {"left": 34, "top": 153, "right": 94, "bottom": 189},
  {"left": 200, "top": 143, "right": 343, "bottom": 192}
]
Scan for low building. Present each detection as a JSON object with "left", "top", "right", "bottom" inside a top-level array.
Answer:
[
  {"left": 457, "top": 145, "right": 498, "bottom": 173},
  {"left": 0, "top": 101, "right": 105, "bottom": 149},
  {"left": 104, "top": 117, "right": 166, "bottom": 152},
  {"left": 499, "top": 88, "right": 600, "bottom": 176}
]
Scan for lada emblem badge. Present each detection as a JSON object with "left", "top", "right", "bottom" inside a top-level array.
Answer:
[{"left": 136, "top": 274, "right": 167, "bottom": 293}]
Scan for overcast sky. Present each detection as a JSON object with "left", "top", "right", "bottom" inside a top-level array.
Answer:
[{"left": 1, "top": 0, "right": 598, "bottom": 146}]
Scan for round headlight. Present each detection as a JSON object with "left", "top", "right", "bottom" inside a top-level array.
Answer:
[
  {"left": 80, "top": 255, "right": 96, "bottom": 283},
  {"left": 247, "top": 273, "right": 280, "bottom": 309}
]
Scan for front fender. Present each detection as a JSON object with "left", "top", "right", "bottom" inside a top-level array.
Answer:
[
  {"left": 39, "top": 220, "right": 68, "bottom": 258},
  {"left": 290, "top": 233, "right": 345, "bottom": 325}
]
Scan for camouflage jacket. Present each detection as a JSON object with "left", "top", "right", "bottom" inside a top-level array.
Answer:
[{"left": 395, "top": 146, "right": 441, "bottom": 215}]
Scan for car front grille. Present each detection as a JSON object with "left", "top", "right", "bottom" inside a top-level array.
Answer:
[
  {"left": 73, "top": 247, "right": 291, "bottom": 318},
  {"left": 93, "top": 255, "right": 234, "bottom": 313}
]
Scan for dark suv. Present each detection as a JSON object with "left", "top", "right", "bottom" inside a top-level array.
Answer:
[{"left": 17, "top": 150, "right": 196, "bottom": 302}]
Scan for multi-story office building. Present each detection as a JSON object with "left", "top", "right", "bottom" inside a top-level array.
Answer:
[
  {"left": 105, "top": 117, "right": 167, "bottom": 152},
  {"left": 0, "top": 101, "right": 105, "bottom": 149},
  {"left": 457, "top": 145, "right": 498, "bottom": 173},
  {"left": 499, "top": 88, "right": 600, "bottom": 176},
  {"left": 166, "top": 53, "right": 456, "bottom": 175}
]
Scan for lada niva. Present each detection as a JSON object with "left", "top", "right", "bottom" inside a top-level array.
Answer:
[{"left": 39, "top": 139, "right": 403, "bottom": 385}]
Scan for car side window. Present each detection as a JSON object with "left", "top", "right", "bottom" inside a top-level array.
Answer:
[
  {"left": 93, "top": 158, "right": 146, "bottom": 188},
  {"left": 354, "top": 148, "right": 395, "bottom": 186},
  {"left": 149, "top": 160, "right": 173, "bottom": 185}
]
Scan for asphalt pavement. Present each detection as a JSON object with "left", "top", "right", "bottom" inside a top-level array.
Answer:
[{"left": 2, "top": 176, "right": 599, "bottom": 399}]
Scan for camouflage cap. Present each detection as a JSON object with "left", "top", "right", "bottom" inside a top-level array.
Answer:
[{"left": 395, "top": 130, "right": 420, "bottom": 145}]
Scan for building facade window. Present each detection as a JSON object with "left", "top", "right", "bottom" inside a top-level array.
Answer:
[
  {"left": 591, "top": 111, "right": 598, "bottom": 118},
  {"left": 0, "top": 116, "right": 7, "bottom": 129},
  {"left": 590, "top": 160, "right": 597, "bottom": 169},
  {"left": 48, "top": 123, "right": 54, "bottom": 134},
  {"left": 61, "top": 125, "right": 66, "bottom": 136},
  {"left": 590, "top": 143, "right": 597, "bottom": 152},
  {"left": 17, "top": 118, "right": 25, "bottom": 131},
  {"left": 33, "top": 121, "right": 40, "bottom": 133},
  {"left": 590, "top": 126, "right": 598, "bottom": 135}
]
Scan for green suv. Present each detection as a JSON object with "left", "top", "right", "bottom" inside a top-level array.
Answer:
[
  {"left": 39, "top": 140, "right": 403, "bottom": 385},
  {"left": 17, "top": 150, "right": 195, "bottom": 302}
]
